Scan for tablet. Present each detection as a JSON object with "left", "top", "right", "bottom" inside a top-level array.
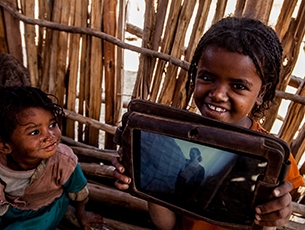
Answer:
[{"left": 114, "top": 99, "right": 291, "bottom": 230}]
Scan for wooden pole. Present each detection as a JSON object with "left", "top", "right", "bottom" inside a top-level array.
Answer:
[{"left": 103, "top": 0, "right": 118, "bottom": 149}]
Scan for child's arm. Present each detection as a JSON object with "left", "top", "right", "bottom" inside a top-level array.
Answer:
[
  {"left": 254, "top": 181, "right": 293, "bottom": 227},
  {"left": 148, "top": 202, "right": 177, "bottom": 230},
  {"left": 69, "top": 186, "right": 104, "bottom": 230},
  {"left": 75, "top": 196, "right": 104, "bottom": 230}
]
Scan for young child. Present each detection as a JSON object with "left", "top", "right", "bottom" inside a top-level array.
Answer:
[
  {"left": 0, "top": 86, "right": 104, "bottom": 229},
  {"left": 112, "top": 16, "right": 305, "bottom": 229}
]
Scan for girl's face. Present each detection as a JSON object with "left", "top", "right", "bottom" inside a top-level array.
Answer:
[
  {"left": 7, "top": 107, "right": 61, "bottom": 170},
  {"left": 193, "top": 46, "right": 265, "bottom": 128}
]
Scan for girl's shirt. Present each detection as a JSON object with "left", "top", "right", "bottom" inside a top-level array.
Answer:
[
  {"left": 0, "top": 143, "right": 87, "bottom": 214},
  {"left": 179, "top": 119, "right": 305, "bottom": 230}
]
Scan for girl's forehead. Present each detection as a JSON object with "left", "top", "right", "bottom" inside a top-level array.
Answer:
[{"left": 16, "top": 107, "right": 53, "bottom": 123}]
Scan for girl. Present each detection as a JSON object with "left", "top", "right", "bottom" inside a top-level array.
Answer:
[
  {"left": 112, "top": 17, "right": 304, "bottom": 229},
  {"left": 0, "top": 86, "right": 103, "bottom": 229}
]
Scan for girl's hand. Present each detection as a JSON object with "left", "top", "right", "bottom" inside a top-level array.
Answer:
[
  {"left": 254, "top": 181, "right": 293, "bottom": 226},
  {"left": 111, "top": 148, "right": 131, "bottom": 190}
]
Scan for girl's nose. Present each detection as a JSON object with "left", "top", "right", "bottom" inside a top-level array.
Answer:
[
  {"left": 209, "top": 85, "right": 229, "bottom": 102},
  {"left": 42, "top": 129, "right": 55, "bottom": 142}
]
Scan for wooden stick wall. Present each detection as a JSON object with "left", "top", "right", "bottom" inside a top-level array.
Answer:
[{"left": 1, "top": 0, "right": 305, "bottom": 165}]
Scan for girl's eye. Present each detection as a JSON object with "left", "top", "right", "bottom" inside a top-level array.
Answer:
[
  {"left": 30, "top": 130, "right": 40, "bottom": 135},
  {"left": 197, "top": 75, "right": 212, "bottom": 82},
  {"left": 233, "top": 84, "right": 247, "bottom": 90},
  {"left": 50, "top": 122, "right": 58, "bottom": 128}
]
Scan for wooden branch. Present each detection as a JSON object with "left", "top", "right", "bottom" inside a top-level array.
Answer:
[
  {"left": 126, "top": 23, "right": 142, "bottom": 38},
  {"left": 275, "top": 90, "right": 305, "bottom": 105},
  {"left": 80, "top": 162, "right": 115, "bottom": 179},
  {"left": 72, "top": 146, "right": 118, "bottom": 162},
  {"left": 87, "top": 183, "right": 148, "bottom": 213},
  {"left": 0, "top": 0, "right": 190, "bottom": 71},
  {"left": 63, "top": 109, "right": 117, "bottom": 135},
  {"left": 61, "top": 136, "right": 101, "bottom": 150},
  {"left": 292, "top": 201, "right": 305, "bottom": 216}
]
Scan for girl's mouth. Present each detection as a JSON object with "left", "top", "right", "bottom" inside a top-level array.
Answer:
[
  {"left": 43, "top": 141, "right": 57, "bottom": 151},
  {"left": 207, "top": 103, "right": 227, "bottom": 112}
]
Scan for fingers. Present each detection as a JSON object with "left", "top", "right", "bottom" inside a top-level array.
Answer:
[
  {"left": 111, "top": 156, "right": 124, "bottom": 173},
  {"left": 111, "top": 155, "right": 131, "bottom": 191},
  {"left": 254, "top": 181, "right": 293, "bottom": 226},
  {"left": 271, "top": 181, "right": 293, "bottom": 197}
]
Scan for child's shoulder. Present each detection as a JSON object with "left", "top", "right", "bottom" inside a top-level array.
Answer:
[
  {"left": 250, "top": 119, "right": 269, "bottom": 134},
  {"left": 52, "top": 143, "right": 78, "bottom": 165}
]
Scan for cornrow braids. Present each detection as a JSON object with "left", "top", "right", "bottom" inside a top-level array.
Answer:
[
  {"left": 0, "top": 86, "right": 64, "bottom": 142},
  {"left": 186, "top": 17, "right": 283, "bottom": 119}
]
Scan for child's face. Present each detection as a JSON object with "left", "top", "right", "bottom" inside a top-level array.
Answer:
[
  {"left": 193, "top": 46, "right": 265, "bottom": 128},
  {"left": 7, "top": 107, "right": 61, "bottom": 170}
]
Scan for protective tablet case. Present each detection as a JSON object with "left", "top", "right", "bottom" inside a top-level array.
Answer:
[{"left": 114, "top": 99, "right": 291, "bottom": 230}]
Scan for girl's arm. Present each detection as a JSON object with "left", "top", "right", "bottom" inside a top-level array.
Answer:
[{"left": 148, "top": 202, "right": 177, "bottom": 230}]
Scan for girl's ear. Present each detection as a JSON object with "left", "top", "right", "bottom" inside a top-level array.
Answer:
[
  {"left": 0, "top": 142, "right": 12, "bottom": 154},
  {"left": 256, "top": 83, "right": 271, "bottom": 105}
]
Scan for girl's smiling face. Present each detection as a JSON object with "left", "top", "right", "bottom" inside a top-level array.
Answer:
[
  {"left": 194, "top": 46, "right": 266, "bottom": 128},
  {"left": 7, "top": 107, "right": 61, "bottom": 170}
]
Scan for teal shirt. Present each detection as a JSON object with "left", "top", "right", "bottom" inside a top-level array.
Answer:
[{"left": 0, "top": 164, "right": 87, "bottom": 230}]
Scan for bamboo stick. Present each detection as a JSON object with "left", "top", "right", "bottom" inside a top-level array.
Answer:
[
  {"left": 132, "top": 0, "right": 154, "bottom": 100},
  {"left": 87, "top": 183, "right": 148, "bottom": 213},
  {"left": 55, "top": 0, "right": 70, "bottom": 105},
  {"left": 66, "top": 0, "right": 82, "bottom": 139},
  {"left": 212, "top": 0, "right": 228, "bottom": 25},
  {"left": 173, "top": 0, "right": 213, "bottom": 108},
  {"left": 115, "top": 0, "right": 126, "bottom": 128},
  {"left": 77, "top": 0, "right": 89, "bottom": 143},
  {"left": 275, "top": 0, "right": 298, "bottom": 41},
  {"left": 39, "top": 0, "right": 53, "bottom": 91},
  {"left": 64, "top": 109, "right": 117, "bottom": 135},
  {"left": 291, "top": 123, "right": 305, "bottom": 163},
  {"left": 103, "top": 0, "right": 118, "bottom": 149},
  {"left": 149, "top": 0, "right": 183, "bottom": 102},
  {"left": 147, "top": 0, "right": 169, "bottom": 97},
  {"left": 86, "top": 0, "right": 104, "bottom": 147},
  {"left": 71, "top": 146, "right": 118, "bottom": 163},
  {"left": 2, "top": 0, "right": 22, "bottom": 62},
  {"left": 61, "top": 136, "right": 101, "bottom": 150},
  {"left": 0, "top": 7, "right": 8, "bottom": 53},
  {"left": 22, "top": 0, "right": 39, "bottom": 87},
  {"left": 158, "top": 0, "right": 197, "bottom": 105},
  {"left": 264, "top": 1, "right": 305, "bottom": 131},
  {"left": 0, "top": 1, "right": 190, "bottom": 71},
  {"left": 234, "top": 0, "right": 246, "bottom": 17},
  {"left": 278, "top": 79, "right": 305, "bottom": 145},
  {"left": 126, "top": 23, "right": 142, "bottom": 38},
  {"left": 47, "top": 0, "right": 61, "bottom": 94},
  {"left": 37, "top": 0, "right": 49, "bottom": 88},
  {"left": 242, "top": 0, "right": 274, "bottom": 24},
  {"left": 80, "top": 162, "right": 115, "bottom": 179}
]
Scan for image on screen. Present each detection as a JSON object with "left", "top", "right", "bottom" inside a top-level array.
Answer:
[{"left": 134, "top": 131, "right": 268, "bottom": 225}]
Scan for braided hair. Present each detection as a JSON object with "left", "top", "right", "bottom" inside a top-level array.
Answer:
[
  {"left": 186, "top": 17, "right": 283, "bottom": 119},
  {"left": 0, "top": 86, "right": 64, "bottom": 142}
]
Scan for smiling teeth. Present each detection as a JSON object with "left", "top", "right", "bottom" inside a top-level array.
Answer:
[{"left": 208, "top": 104, "right": 226, "bottom": 112}]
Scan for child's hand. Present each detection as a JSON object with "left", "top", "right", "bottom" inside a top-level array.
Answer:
[
  {"left": 111, "top": 148, "right": 131, "bottom": 190},
  {"left": 254, "top": 181, "right": 293, "bottom": 227},
  {"left": 78, "top": 210, "right": 104, "bottom": 230}
]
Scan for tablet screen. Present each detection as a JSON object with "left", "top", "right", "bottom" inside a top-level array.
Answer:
[{"left": 133, "top": 130, "right": 268, "bottom": 226}]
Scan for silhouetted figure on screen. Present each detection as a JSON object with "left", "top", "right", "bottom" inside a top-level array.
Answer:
[{"left": 175, "top": 147, "right": 205, "bottom": 205}]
